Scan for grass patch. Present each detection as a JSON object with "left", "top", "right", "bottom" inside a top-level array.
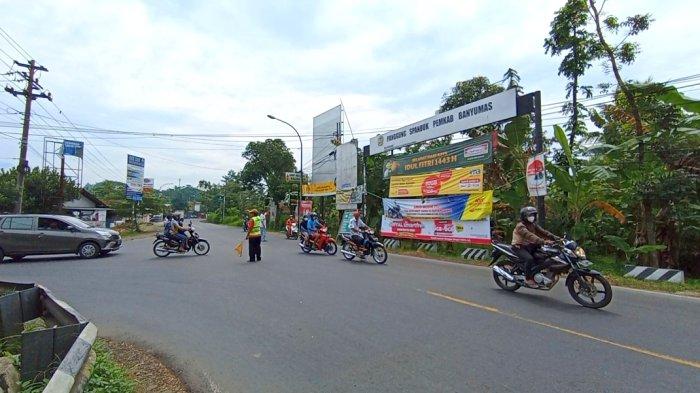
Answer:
[
  {"left": 118, "top": 222, "right": 162, "bottom": 239},
  {"left": 85, "top": 339, "right": 136, "bottom": 393}
]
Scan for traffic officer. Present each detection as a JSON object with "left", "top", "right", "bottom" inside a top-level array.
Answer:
[{"left": 246, "top": 209, "right": 263, "bottom": 262}]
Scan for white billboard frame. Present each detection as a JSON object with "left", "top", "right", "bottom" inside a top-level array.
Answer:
[{"left": 312, "top": 105, "right": 342, "bottom": 183}]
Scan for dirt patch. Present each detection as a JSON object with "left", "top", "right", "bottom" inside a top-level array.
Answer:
[{"left": 104, "top": 338, "right": 191, "bottom": 393}]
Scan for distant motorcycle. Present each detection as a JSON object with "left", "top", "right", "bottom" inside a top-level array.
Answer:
[
  {"left": 286, "top": 223, "right": 299, "bottom": 239},
  {"left": 153, "top": 224, "right": 210, "bottom": 257},
  {"left": 340, "top": 229, "right": 388, "bottom": 264},
  {"left": 299, "top": 225, "right": 337, "bottom": 255},
  {"left": 490, "top": 238, "right": 612, "bottom": 308}
]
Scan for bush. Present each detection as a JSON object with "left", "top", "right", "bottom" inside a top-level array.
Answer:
[{"left": 85, "top": 339, "right": 135, "bottom": 393}]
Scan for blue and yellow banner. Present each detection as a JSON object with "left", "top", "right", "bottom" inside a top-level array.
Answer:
[{"left": 382, "top": 190, "right": 492, "bottom": 221}]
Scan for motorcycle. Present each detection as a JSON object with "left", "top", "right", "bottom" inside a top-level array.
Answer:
[
  {"left": 299, "top": 225, "right": 337, "bottom": 255},
  {"left": 490, "top": 238, "right": 612, "bottom": 308},
  {"left": 339, "top": 230, "right": 388, "bottom": 264},
  {"left": 286, "top": 222, "right": 299, "bottom": 239},
  {"left": 153, "top": 224, "right": 211, "bottom": 257}
]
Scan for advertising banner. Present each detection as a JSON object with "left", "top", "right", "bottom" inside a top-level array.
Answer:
[
  {"left": 383, "top": 133, "right": 494, "bottom": 179},
  {"left": 143, "top": 178, "right": 154, "bottom": 193},
  {"left": 339, "top": 210, "right": 355, "bottom": 235},
  {"left": 303, "top": 180, "right": 336, "bottom": 196},
  {"left": 300, "top": 200, "right": 313, "bottom": 216},
  {"left": 125, "top": 154, "right": 145, "bottom": 201},
  {"left": 336, "top": 140, "right": 358, "bottom": 210},
  {"left": 312, "top": 105, "right": 342, "bottom": 183},
  {"left": 336, "top": 185, "right": 364, "bottom": 206},
  {"left": 380, "top": 216, "right": 491, "bottom": 244},
  {"left": 62, "top": 140, "right": 84, "bottom": 158},
  {"left": 389, "top": 165, "right": 483, "bottom": 197},
  {"left": 369, "top": 89, "right": 516, "bottom": 155},
  {"left": 526, "top": 154, "right": 547, "bottom": 196},
  {"left": 383, "top": 191, "right": 493, "bottom": 221}
]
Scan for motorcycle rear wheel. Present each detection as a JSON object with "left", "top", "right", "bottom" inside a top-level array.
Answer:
[
  {"left": 341, "top": 242, "right": 355, "bottom": 261},
  {"left": 372, "top": 245, "right": 388, "bottom": 264},
  {"left": 567, "top": 273, "right": 612, "bottom": 309},
  {"left": 153, "top": 240, "right": 170, "bottom": 258},
  {"left": 193, "top": 240, "right": 210, "bottom": 255},
  {"left": 493, "top": 263, "right": 521, "bottom": 292},
  {"left": 325, "top": 241, "right": 338, "bottom": 255}
]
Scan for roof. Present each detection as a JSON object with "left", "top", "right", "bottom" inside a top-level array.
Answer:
[{"left": 78, "top": 189, "right": 110, "bottom": 208}]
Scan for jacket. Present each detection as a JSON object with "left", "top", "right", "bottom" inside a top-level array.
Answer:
[{"left": 512, "top": 221, "right": 558, "bottom": 247}]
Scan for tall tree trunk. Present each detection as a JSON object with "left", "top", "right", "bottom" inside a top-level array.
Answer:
[{"left": 589, "top": 0, "right": 658, "bottom": 266}]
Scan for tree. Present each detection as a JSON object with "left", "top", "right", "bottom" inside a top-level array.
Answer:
[
  {"left": 544, "top": 0, "right": 597, "bottom": 151},
  {"left": 587, "top": 0, "right": 656, "bottom": 265},
  {"left": 0, "top": 167, "right": 79, "bottom": 213},
  {"left": 239, "top": 139, "right": 295, "bottom": 223}
]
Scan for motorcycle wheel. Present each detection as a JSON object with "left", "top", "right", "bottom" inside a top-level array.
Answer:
[
  {"left": 325, "top": 241, "right": 338, "bottom": 255},
  {"left": 341, "top": 242, "right": 355, "bottom": 261},
  {"left": 492, "top": 262, "right": 521, "bottom": 292},
  {"left": 301, "top": 243, "right": 312, "bottom": 253},
  {"left": 193, "top": 240, "right": 210, "bottom": 255},
  {"left": 371, "top": 245, "right": 388, "bottom": 264},
  {"left": 567, "top": 273, "right": 612, "bottom": 309},
  {"left": 153, "top": 240, "right": 170, "bottom": 258}
]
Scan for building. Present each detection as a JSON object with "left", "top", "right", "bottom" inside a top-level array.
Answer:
[{"left": 63, "top": 189, "right": 113, "bottom": 228}]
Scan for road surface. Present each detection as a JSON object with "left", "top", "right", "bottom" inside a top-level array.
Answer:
[{"left": 1, "top": 221, "right": 698, "bottom": 392}]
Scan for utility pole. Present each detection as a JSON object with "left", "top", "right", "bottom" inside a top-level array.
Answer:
[
  {"left": 532, "top": 91, "right": 546, "bottom": 226},
  {"left": 4, "top": 60, "right": 51, "bottom": 213}
]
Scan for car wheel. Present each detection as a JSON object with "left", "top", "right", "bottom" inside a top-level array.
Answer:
[{"left": 78, "top": 242, "right": 101, "bottom": 259}]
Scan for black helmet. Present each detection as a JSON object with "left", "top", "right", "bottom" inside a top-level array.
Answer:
[
  {"left": 520, "top": 206, "right": 537, "bottom": 222},
  {"left": 166, "top": 214, "right": 172, "bottom": 220}
]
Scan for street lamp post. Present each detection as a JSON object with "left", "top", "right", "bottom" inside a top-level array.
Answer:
[{"left": 267, "top": 115, "right": 303, "bottom": 221}]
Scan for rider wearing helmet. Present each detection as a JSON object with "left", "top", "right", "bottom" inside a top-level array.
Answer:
[
  {"left": 512, "top": 206, "right": 560, "bottom": 287},
  {"left": 306, "top": 212, "right": 320, "bottom": 246}
]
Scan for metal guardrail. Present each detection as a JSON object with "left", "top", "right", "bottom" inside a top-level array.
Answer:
[{"left": 0, "top": 281, "right": 97, "bottom": 393}]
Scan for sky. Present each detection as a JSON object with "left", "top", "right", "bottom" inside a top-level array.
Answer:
[{"left": 1, "top": 0, "right": 698, "bottom": 188}]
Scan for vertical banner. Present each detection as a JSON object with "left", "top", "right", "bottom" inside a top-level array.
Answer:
[
  {"left": 338, "top": 210, "right": 355, "bottom": 235},
  {"left": 300, "top": 200, "right": 313, "bottom": 216},
  {"left": 126, "top": 155, "right": 145, "bottom": 201},
  {"left": 312, "top": 105, "right": 342, "bottom": 184},
  {"left": 336, "top": 140, "right": 358, "bottom": 210},
  {"left": 526, "top": 154, "right": 547, "bottom": 196},
  {"left": 143, "top": 178, "right": 154, "bottom": 193}
]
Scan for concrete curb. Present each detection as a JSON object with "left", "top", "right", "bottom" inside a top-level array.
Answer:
[{"left": 44, "top": 322, "right": 98, "bottom": 393}]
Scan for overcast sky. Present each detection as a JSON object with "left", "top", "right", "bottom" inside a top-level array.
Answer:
[{"left": 1, "top": 0, "right": 698, "bottom": 188}]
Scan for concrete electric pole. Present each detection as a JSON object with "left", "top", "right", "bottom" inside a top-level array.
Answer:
[{"left": 4, "top": 60, "right": 51, "bottom": 213}]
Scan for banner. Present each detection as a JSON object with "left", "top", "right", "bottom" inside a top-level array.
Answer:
[
  {"left": 336, "top": 185, "right": 363, "bottom": 205},
  {"left": 143, "top": 178, "right": 154, "bottom": 193},
  {"left": 300, "top": 200, "right": 313, "bottom": 215},
  {"left": 302, "top": 180, "right": 336, "bottom": 196},
  {"left": 312, "top": 105, "right": 342, "bottom": 183},
  {"left": 369, "top": 89, "right": 516, "bottom": 155},
  {"left": 526, "top": 154, "right": 547, "bottom": 196},
  {"left": 383, "top": 191, "right": 493, "bottom": 221},
  {"left": 381, "top": 216, "right": 491, "bottom": 244},
  {"left": 389, "top": 165, "right": 483, "bottom": 197},
  {"left": 336, "top": 140, "right": 358, "bottom": 210},
  {"left": 62, "top": 140, "right": 84, "bottom": 158},
  {"left": 285, "top": 172, "right": 308, "bottom": 183},
  {"left": 125, "top": 154, "right": 145, "bottom": 201},
  {"left": 383, "top": 133, "right": 493, "bottom": 179},
  {"left": 339, "top": 210, "right": 355, "bottom": 235}
]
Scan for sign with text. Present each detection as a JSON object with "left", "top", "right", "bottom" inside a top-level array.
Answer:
[
  {"left": 126, "top": 154, "right": 145, "bottom": 201},
  {"left": 389, "top": 165, "right": 484, "bottom": 197},
  {"left": 143, "top": 178, "right": 154, "bottom": 193},
  {"left": 302, "top": 180, "right": 336, "bottom": 196},
  {"left": 300, "top": 200, "right": 313, "bottom": 216},
  {"left": 383, "top": 191, "right": 493, "bottom": 221},
  {"left": 526, "top": 154, "right": 547, "bottom": 196},
  {"left": 338, "top": 210, "right": 355, "bottom": 235},
  {"left": 369, "top": 89, "right": 516, "bottom": 155},
  {"left": 383, "top": 133, "right": 494, "bottom": 178},
  {"left": 62, "top": 140, "right": 84, "bottom": 158},
  {"left": 381, "top": 216, "right": 491, "bottom": 244}
]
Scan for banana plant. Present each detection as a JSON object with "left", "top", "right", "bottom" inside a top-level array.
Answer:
[{"left": 603, "top": 235, "right": 667, "bottom": 263}]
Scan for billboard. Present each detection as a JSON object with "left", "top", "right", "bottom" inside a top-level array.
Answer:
[
  {"left": 143, "top": 178, "right": 154, "bottom": 193},
  {"left": 369, "top": 89, "right": 516, "bottom": 155},
  {"left": 336, "top": 185, "right": 364, "bottom": 206},
  {"left": 336, "top": 140, "right": 358, "bottom": 210},
  {"left": 62, "top": 140, "right": 84, "bottom": 158},
  {"left": 302, "top": 180, "right": 336, "bottom": 196},
  {"left": 312, "top": 105, "right": 342, "bottom": 183},
  {"left": 383, "top": 191, "right": 492, "bottom": 221},
  {"left": 388, "top": 165, "right": 484, "bottom": 197},
  {"left": 527, "top": 154, "right": 547, "bottom": 196},
  {"left": 381, "top": 216, "right": 491, "bottom": 245},
  {"left": 126, "top": 154, "right": 145, "bottom": 201},
  {"left": 300, "top": 200, "right": 313, "bottom": 215},
  {"left": 383, "top": 133, "right": 494, "bottom": 179}
]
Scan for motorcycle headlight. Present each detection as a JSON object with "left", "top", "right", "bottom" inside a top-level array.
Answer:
[{"left": 575, "top": 247, "right": 586, "bottom": 259}]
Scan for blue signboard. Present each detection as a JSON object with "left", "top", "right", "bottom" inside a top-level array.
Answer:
[
  {"left": 126, "top": 154, "right": 145, "bottom": 201},
  {"left": 63, "top": 140, "right": 84, "bottom": 158}
]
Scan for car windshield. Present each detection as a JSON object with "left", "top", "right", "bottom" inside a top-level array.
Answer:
[{"left": 61, "top": 216, "right": 93, "bottom": 229}]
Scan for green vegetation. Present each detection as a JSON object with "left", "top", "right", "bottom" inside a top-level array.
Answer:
[
  {"left": 0, "top": 167, "right": 79, "bottom": 213},
  {"left": 85, "top": 339, "right": 135, "bottom": 393}
]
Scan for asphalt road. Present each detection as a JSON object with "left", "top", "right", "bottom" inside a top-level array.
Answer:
[{"left": 1, "top": 221, "right": 698, "bottom": 392}]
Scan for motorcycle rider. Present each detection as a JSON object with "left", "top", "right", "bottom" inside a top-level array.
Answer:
[
  {"left": 171, "top": 215, "right": 188, "bottom": 252},
  {"left": 349, "top": 210, "right": 370, "bottom": 258},
  {"left": 285, "top": 215, "right": 296, "bottom": 237},
  {"left": 512, "top": 206, "right": 560, "bottom": 287},
  {"left": 305, "top": 212, "right": 320, "bottom": 247}
]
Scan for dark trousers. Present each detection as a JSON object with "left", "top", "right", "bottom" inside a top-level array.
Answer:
[
  {"left": 248, "top": 236, "right": 262, "bottom": 261},
  {"left": 513, "top": 246, "right": 536, "bottom": 279}
]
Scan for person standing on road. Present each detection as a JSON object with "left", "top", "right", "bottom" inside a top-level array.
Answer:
[{"left": 246, "top": 209, "right": 263, "bottom": 262}]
